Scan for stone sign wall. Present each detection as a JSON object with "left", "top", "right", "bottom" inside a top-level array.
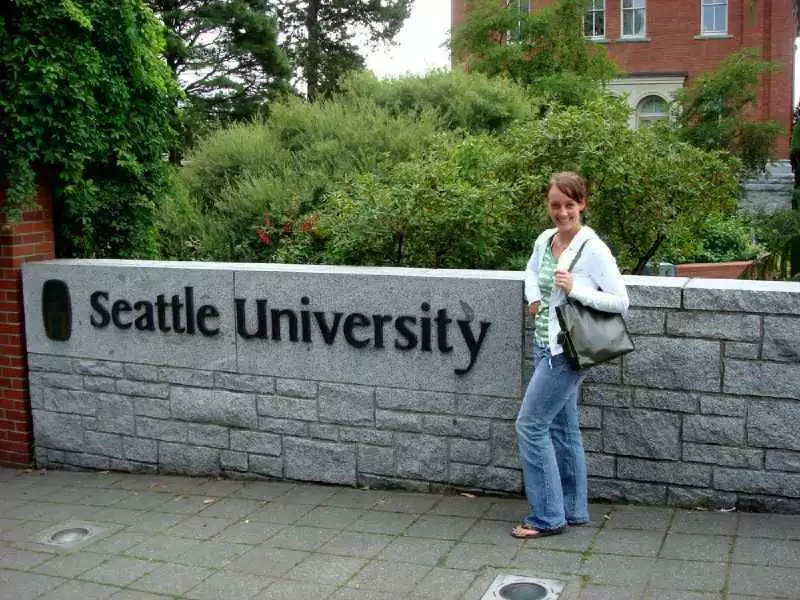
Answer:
[{"left": 22, "top": 261, "right": 800, "bottom": 512}]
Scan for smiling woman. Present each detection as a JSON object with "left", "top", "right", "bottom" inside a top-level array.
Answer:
[{"left": 364, "top": 1, "right": 450, "bottom": 78}]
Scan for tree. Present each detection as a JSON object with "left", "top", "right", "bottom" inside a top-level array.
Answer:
[
  {"left": 148, "top": 0, "right": 292, "bottom": 153},
  {"left": 672, "top": 49, "right": 783, "bottom": 176},
  {"left": 451, "top": 0, "right": 618, "bottom": 105},
  {"left": 274, "top": 0, "right": 411, "bottom": 101},
  {"left": 1, "top": 0, "right": 182, "bottom": 258}
]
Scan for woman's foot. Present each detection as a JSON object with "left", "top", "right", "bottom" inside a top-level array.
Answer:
[{"left": 510, "top": 524, "right": 566, "bottom": 539}]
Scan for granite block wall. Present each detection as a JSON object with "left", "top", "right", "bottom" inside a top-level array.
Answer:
[{"left": 22, "top": 262, "right": 800, "bottom": 513}]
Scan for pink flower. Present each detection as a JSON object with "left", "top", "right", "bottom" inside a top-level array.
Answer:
[{"left": 257, "top": 230, "right": 273, "bottom": 246}]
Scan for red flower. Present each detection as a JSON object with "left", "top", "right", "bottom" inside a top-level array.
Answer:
[
  {"left": 283, "top": 222, "right": 292, "bottom": 233},
  {"left": 257, "top": 230, "right": 273, "bottom": 246}
]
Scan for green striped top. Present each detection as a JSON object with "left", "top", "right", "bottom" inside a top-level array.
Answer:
[{"left": 534, "top": 241, "right": 557, "bottom": 345}]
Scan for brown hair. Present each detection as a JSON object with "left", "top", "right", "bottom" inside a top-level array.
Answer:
[{"left": 547, "top": 172, "right": 588, "bottom": 208}]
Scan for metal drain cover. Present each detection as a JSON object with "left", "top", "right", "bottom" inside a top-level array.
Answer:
[
  {"left": 49, "top": 527, "right": 91, "bottom": 545},
  {"left": 481, "top": 575, "right": 563, "bottom": 600},
  {"left": 36, "top": 522, "right": 108, "bottom": 549}
]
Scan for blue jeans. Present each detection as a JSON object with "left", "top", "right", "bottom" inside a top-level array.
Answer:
[{"left": 515, "top": 344, "right": 589, "bottom": 530}]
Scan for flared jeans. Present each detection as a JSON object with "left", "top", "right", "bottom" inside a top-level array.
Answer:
[{"left": 515, "top": 344, "right": 589, "bottom": 530}]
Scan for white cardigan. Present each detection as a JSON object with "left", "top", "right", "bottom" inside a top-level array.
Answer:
[{"left": 524, "top": 226, "right": 629, "bottom": 356}]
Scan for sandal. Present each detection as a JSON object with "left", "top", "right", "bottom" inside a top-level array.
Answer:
[{"left": 510, "top": 524, "right": 566, "bottom": 539}]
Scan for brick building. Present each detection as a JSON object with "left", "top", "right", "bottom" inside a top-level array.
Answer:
[{"left": 452, "top": 0, "right": 797, "bottom": 156}]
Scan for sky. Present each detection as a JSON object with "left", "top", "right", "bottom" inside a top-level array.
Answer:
[
  {"left": 363, "top": 1, "right": 451, "bottom": 79},
  {"left": 364, "top": 2, "right": 800, "bottom": 104}
]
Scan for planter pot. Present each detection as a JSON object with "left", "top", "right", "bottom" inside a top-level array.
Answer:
[{"left": 674, "top": 260, "right": 754, "bottom": 279}]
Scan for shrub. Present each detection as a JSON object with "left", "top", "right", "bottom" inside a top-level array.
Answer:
[
  {"left": 662, "top": 213, "right": 763, "bottom": 264},
  {"left": 1, "top": 0, "right": 181, "bottom": 257}
]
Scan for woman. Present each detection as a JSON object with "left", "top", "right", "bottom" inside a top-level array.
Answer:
[{"left": 512, "top": 172, "right": 628, "bottom": 539}]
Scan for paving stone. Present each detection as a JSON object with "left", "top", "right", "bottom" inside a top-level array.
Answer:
[
  {"left": 604, "top": 505, "right": 674, "bottom": 530},
  {"left": 83, "top": 532, "right": 149, "bottom": 555},
  {"left": 670, "top": 510, "right": 738, "bottom": 536},
  {"left": 212, "top": 521, "right": 283, "bottom": 546},
  {"left": 128, "top": 563, "right": 214, "bottom": 596},
  {"left": 198, "top": 497, "right": 263, "bottom": 519},
  {"left": 247, "top": 503, "right": 313, "bottom": 525},
  {"left": 347, "top": 511, "right": 418, "bottom": 535},
  {"left": 512, "top": 548, "right": 583, "bottom": 574},
  {"left": 578, "top": 584, "right": 644, "bottom": 600},
  {"left": 107, "top": 591, "right": 177, "bottom": 600},
  {"left": 728, "top": 564, "right": 800, "bottom": 597},
  {"left": 376, "top": 538, "right": 455, "bottom": 566},
  {"left": 429, "top": 495, "right": 494, "bottom": 518},
  {"left": 154, "top": 494, "right": 217, "bottom": 515},
  {"left": 120, "top": 511, "right": 188, "bottom": 533},
  {"left": 442, "top": 542, "right": 517, "bottom": 570},
  {"left": 0, "top": 570, "right": 68, "bottom": 600},
  {"left": 732, "top": 537, "right": 800, "bottom": 568},
  {"left": 460, "top": 519, "right": 523, "bottom": 546},
  {"left": 370, "top": 493, "right": 439, "bottom": 514},
  {"left": 112, "top": 491, "right": 172, "bottom": 511},
  {"left": 659, "top": 533, "right": 732, "bottom": 562},
  {"left": 641, "top": 591, "right": 721, "bottom": 600},
  {"left": 297, "top": 506, "right": 366, "bottom": 529},
  {"left": 276, "top": 484, "right": 339, "bottom": 505},
  {"left": 232, "top": 481, "right": 298, "bottom": 501},
  {"left": 0, "top": 547, "right": 52, "bottom": 570},
  {"left": 580, "top": 555, "right": 656, "bottom": 587},
  {"left": 227, "top": 547, "right": 310, "bottom": 577},
  {"left": 262, "top": 525, "right": 339, "bottom": 551},
  {"left": 348, "top": 560, "right": 432, "bottom": 593},
  {"left": 284, "top": 554, "right": 367, "bottom": 586},
  {"left": 318, "top": 532, "right": 393, "bottom": 558},
  {"left": 166, "top": 516, "right": 235, "bottom": 540},
  {"left": 174, "top": 540, "right": 252, "bottom": 568},
  {"left": 328, "top": 588, "right": 397, "bottom": 600},
  {"left": 593, "top": 528, "right": 665, "bottom": 557},
  {"left": 406, "top": 515, "right": 477, "bottom": 540},
  {"left": 256, "top": 579, "right": 337, "bottom": 600},
  {"left": 520, "top": 524, "right": 599, "bottom": 552},
  {"left": 185, "top": 571, "right": 274, "bottom": 600},
  {"left": 410, "top": 566, "right": 476, "bottom": 600},
  {"left": 737, "top": 513, "right": 800, "bottom": 540},
  {"left": 647, "top": 559, "right": 727, "bottom": 592},
  {"left": 37, "top": 579, "right": 120, "bottom": 600},
  {"left": 78, "top": 556, "right": 157, "bottom": 586},
  {"left": 32, "top": 551, "right": 108, "bottom": 578},
  {"left": 122, "top": 534, "right": 198, "bottom": 561}
]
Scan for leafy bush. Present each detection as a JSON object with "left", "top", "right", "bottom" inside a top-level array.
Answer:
[
  {"left": 338, "top": 70, "right": 540, "bottom": 134},
  {"left": 662, "top": 213, "right": 763, "bottom": 264},
  {"left": 1, "top": 0, "right": 181, "bottom": 257}
]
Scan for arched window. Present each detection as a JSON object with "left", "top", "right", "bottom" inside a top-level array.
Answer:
[{"left": 637, "top": 95, "right": 669, "bottom": 127}]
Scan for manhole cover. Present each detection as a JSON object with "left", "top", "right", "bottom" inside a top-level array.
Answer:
[
  {"left": 480, "top": 575, "right": 563, "bottom": 600},
  {"left": 49, "top": 527, "right": 91, "bottom": 545}
]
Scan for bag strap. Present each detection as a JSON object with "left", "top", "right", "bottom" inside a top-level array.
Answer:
[{"left": 567, "top": 239, "right": 591, "bottom": 272}]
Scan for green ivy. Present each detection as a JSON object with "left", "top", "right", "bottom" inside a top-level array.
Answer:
[{"left": 0, "top": 0, "right": 182, "bottom": 257}]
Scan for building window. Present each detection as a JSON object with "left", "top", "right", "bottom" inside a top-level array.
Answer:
[
  {"left": 637, "top": 95, "right": 669, "bottom": 127},
  {"left": 622, "top": 0, "right": 646, "bottom": 38},
  {"left": 701, "top": 0, "right": 728, "bottom": 34},
  {"left": 584, "top": 0, "right": 605, "bottom": 39},
  {"left": 506, "top": 0, "right": 532, "bottom": 42}
]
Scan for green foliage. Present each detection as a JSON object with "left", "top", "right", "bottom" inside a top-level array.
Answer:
[
  {"left": 451, "top": 0, "right": 618, "bottom": 105},
  {"left": 1, "top": 0, "right": 182, "bottom": 257},
  {"left": 315, "top": 136, "right": 516, "bottom": 268},
  {"left": 275, "top": 0, "right": 411, "bottom": 101},
  {"left": 149, "top": 0, "right": 291, "bottom": 156},
  {"left": 338, "top": 70, "right": 541, "bottom": 134},
  {"left": 673, "top": 49, "right": 784, "bottom": 175},
  {"left": 662, "top": 213, "right": 763, "bottom": 264},
  {"left": 747, "top": 199, "right": 800, "bottom": 280},
  {"left": 161, "top": 73, "right": 742, "bottom": 274},
  {"left": 160, "top": 95, "right": 443, "bottom": 261}
]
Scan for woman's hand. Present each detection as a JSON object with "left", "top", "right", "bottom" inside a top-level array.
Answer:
[
  {"left": 528, "top": 301, "right": 540, "bottom": 319},
  {"left": 554, "top": 269, "right": 574, "bottom": 294}
]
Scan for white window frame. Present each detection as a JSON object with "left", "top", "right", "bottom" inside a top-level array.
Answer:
[
  {"left": 621, "top": 0, "right": 646, "bottom": 39},
  {"left": 506, "top": 0, "right": 533, "bottom": 43},
  {"left": 636, "top": 94, "right": 670, "bottom": 128},
  {"left": 701, "top": 0, "right": 728, "bottom": 35},
  {"left": 584, "top": 0, "right": 606, "bottom": 39}
]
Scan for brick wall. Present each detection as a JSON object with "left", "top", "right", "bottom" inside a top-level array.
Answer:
[
  {"left": 451, "top": 0, "right": 796, "bottom": 156},
  {"left": 0, "top": 183, "right": 56, "bottom": 466}
]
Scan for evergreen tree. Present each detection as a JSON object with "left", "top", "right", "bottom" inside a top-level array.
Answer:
[
  {"left": 148, "top": 0, "right": 292, "bottom": 150},
  {"left": 274, "top": 0, "right": 411, "bottom": 101}
]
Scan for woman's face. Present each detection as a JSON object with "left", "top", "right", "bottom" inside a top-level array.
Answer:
[{"left": 547, "top": 186, "right": 584, "bottom": 236}]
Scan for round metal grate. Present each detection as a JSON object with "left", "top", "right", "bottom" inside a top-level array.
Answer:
[
  {"left": 49, "top": 527, "right": 91, "bottom": 545},
  {"left": 498, "top": 581, "right": 550, "bottom": 600}
]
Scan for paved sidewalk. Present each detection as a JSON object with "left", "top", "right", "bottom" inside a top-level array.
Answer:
[{"left": 1, "top": 467, "right": 799, "bottom": 600}]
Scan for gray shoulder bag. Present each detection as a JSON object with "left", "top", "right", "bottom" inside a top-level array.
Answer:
[{"left": 555, "top": 239, "right": 635, "bottom": 370}]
